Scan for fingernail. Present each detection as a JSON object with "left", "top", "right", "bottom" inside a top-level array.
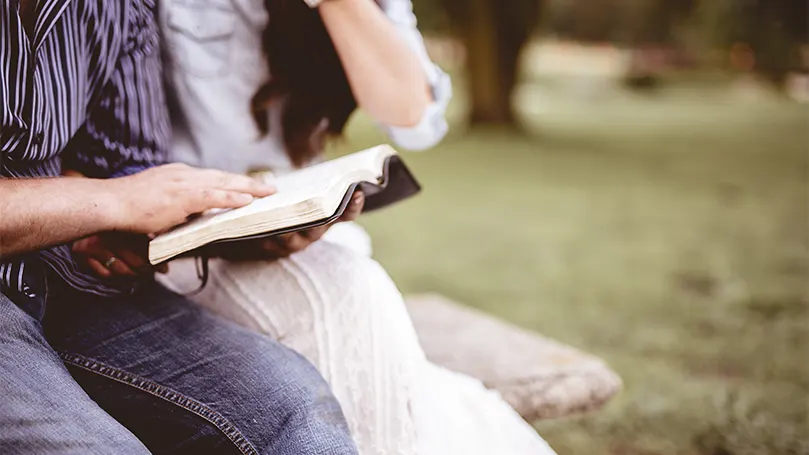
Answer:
[{"left": 235, "top": 193, "right": 253, "bottom": 204}]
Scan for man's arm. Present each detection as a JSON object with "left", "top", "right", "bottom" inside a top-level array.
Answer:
[
  {"left": 0, "top": 177, "right": 120, "bottom": 256},
  {"left": 0, "top": 165, "right": 274, "bottom": 257}
]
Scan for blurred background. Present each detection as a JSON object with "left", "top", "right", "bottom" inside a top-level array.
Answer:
[{"left": 330, "top": 1, "right": 808, "bottom": 454}]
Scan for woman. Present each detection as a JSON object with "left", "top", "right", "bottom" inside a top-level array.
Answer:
[{"left": 82, "top": 0, "right": 558, "bottom": 453}]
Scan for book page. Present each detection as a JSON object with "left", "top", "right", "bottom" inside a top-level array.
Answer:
[{"left": 238, "top": 145, "right": 389, "bottom": 217}]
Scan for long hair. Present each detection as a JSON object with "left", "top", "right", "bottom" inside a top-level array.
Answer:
[{"left": 252, "top": 0, "right": 376, "bottom": 167}]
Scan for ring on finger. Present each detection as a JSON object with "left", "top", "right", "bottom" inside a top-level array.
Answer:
[{"left": 103, "top": 257, "right": 118, "bottom": 269}]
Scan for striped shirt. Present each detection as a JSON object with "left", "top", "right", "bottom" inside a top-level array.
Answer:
[{"left": 0, "top": 0, "right": 169, "bottom": 298}]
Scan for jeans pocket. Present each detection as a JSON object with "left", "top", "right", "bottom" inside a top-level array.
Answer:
[{"left": 165, "top": 0, "right": 237, "bottom": 78}]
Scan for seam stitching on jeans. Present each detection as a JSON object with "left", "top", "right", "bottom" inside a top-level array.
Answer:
[{"left": 58, "top": 352, "right": 259, "bottom": 455}]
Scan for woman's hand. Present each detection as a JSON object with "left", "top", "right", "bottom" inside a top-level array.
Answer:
[
  {"left": 214, "top": 190, "right": 365, "bottom": 262},
  {"left": 73, "top": 233, "right": 168, "bottom": 278}
]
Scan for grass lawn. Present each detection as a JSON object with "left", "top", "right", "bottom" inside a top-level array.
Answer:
[{"left": 329, "top": 78, "right": 808, "bottom": 455}]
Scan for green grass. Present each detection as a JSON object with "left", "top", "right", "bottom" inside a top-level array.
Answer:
[{"left": 329, "top": 79, "right": 808, "bottom": 455}]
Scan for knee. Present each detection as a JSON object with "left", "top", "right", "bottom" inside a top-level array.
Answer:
[
  {"left": 227, "top": 337, "right": 357, "bottom": 454},
  {"left": 264, "top": 345, "right": 346, "bottom": 425},
  {"left": 299, "top": 242, "right": 400, "bottom": 303}
]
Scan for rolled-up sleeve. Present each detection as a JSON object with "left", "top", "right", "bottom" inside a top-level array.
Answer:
[{"left": 378, "top": 0, "right": 452, "bottom": 151}]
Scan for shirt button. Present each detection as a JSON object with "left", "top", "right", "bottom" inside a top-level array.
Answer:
[{"left": 32, "top": 132, "right": 44, "bottom": 145}]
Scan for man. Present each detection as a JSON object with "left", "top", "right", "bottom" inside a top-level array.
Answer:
[{"left": 0, "top": 1, "right": 358, "bottom": 454}]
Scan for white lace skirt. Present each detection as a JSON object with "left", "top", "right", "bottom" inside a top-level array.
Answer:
[{"left": 159, "top": 223, "right": 556, "bottom": 455}]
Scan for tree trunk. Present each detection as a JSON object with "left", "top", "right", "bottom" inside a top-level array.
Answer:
[
  {"left": 448, "top": 0, "right": 541, "bottom": 126},
  {"left": 459, "top": 0, "right": 513, "bottom": 125}
]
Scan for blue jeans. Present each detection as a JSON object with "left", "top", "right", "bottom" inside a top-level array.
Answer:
[{"left": 0, "top": 282, "right": 358, "bottom": 455}]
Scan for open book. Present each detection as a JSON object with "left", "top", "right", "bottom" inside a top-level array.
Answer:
[{"left": 148, "top": 145, "right": 420, "bottom": 265}]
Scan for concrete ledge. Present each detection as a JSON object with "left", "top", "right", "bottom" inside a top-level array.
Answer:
[{"left": 405, "top": 293, "right": 622, "bottom": 421}]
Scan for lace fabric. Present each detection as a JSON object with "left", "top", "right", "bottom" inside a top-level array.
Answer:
[{"left": 159, "top": 226, "right": 556, "bottom": 455}]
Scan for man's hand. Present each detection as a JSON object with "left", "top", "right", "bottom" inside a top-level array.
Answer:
[
  {"left": 213, "top": 190, "right": 364, "bottom": 261},
  {"left": 105, "top": 163, "right": 275, "bottom": 235},
  {"left": 0, "top": 166, "right": 269, "bottom": 258},
  {"left": 72, "top": 233, "right": 168, "bottom": 278}
]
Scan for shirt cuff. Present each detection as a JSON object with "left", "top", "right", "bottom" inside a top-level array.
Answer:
[{"left": 382, "top": 66, "right": 452, "bottom": 151}]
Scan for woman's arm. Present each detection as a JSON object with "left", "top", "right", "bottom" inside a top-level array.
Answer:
[
  {"left": 372, "top": 0, "right": 453, "bottom": 150},
  {"left": 319, "top": 0, "right": 433, "bottom": 128}
]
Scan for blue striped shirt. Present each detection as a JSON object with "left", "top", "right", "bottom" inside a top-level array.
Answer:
[{"left": 0, "top": 0, "right": 169, "bottom": 298}]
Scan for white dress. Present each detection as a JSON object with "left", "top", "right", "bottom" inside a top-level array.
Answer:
[{"left": 158, "top": 1, "right": 557, "bottom": 454}]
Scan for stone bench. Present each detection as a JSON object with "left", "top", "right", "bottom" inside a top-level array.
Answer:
[{"left": 405, "top": 293, "right": 622, "bottom": 422}]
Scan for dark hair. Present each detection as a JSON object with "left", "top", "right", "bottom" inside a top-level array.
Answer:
[{"left": 252, "top": 0, "right": 373, "bottom": 167}]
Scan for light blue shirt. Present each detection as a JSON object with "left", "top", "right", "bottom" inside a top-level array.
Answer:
[{"left": 161, "top": 0, "right": 452, "bottom": 175}]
